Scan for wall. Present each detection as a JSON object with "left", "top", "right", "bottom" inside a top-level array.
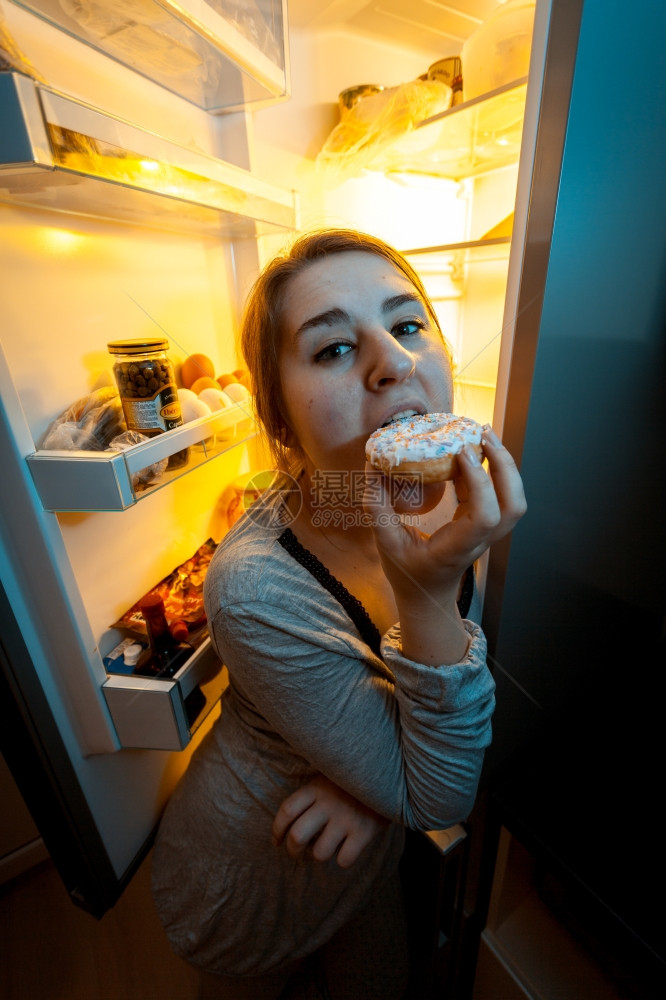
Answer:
[{"left": 250, "top": 24, "right": 443, "bottom": 245}]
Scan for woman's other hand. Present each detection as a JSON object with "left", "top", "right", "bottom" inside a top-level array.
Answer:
[{"left": 272, "top": 774, "right": 389, "bottom": 869}]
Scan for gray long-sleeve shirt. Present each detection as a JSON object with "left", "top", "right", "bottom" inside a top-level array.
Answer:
[{"left": 151, "top": 500, "right": 495, "bottom": 977}]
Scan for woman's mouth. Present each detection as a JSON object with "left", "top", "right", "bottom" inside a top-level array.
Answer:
[{"left": 380, "top": 408, "right": 423, "bottom": 428}]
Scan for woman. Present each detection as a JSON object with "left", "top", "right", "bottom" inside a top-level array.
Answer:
[{"left": 152, "top": 230, "right": 526, "bottom": 999}]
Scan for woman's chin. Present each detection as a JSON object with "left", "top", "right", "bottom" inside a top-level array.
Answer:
[{"left": 390, "top": 478, "right": 446, "bottom": 516}]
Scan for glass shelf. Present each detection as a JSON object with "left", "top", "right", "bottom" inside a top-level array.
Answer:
[
  {"left": 27, "top": 400, "right": 255, "bottom": 512},
  {"left": 377, "top": 79, "right": 528, "bottom": 180},
  {"left": 0, "top": 72, "right": 296, "bottom": 236},
  {"left": 403, "top": 236, "right": 511, "bottom": 256},
  {"left": 404, "top": 239, "right": 513, "bottom": 428},
  {"left": 10, "top": 0, "right": 289, "bottom": 113}
]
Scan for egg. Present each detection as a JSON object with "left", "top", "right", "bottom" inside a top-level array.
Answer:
[
  {"left": 198, "top": 387, "right": 233, "bottom": 411},
  {"left": 189, "top": 376, "right": 219, "bottom": 394},
  {"left": 177, "top": 388, "right": 198, "bottom": 403},
  {"left": 222, "top": 382, "right": 250, "bottom": 404},
  {"left": 181, "top": 353, "right": 215, "bottom": 389},
  {"left": 180, "top": 394, "right": 212, "bottom": 423},
  {"left": 216, "top": 373, "right": 238, "bottom": 390}
]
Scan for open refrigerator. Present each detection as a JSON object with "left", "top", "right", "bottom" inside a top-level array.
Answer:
[
  {"left": 1, "top": 2, "right": 665, "bottom": 992},
  {"left": 0, "top": 0, "right": 296, "bottom": 913}
]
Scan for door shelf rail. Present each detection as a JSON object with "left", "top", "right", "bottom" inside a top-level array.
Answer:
[
  {"left": 0, "top": 72, "right": 296, "bottom": 236},
  {"left": 103, "top": 636, "right": 228, "bottom": 751},
  {"left": 27, "top": 401, "right": 255, "bottom": 512}
]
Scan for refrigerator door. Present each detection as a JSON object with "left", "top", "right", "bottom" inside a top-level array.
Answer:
[
  {"left": 1, "top": 582, "right": 123, "bottom": 915},
  {"left": 0, "top": 5, "right": 294, "bottom": 916},
  {"left": 484, "top": 0, "right": 666, "bottom": 771}
]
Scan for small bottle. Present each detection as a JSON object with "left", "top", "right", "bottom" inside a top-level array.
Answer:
[
  {"left": 169, "top": 619, "right": 190, "bottom": 643},
  {"left": 136, "top": 593, "right": 190, "bottom": 677},
  {"left": 123, "top": 643, "right": 144, "bottom": 669},
  {"left": 107, "top": 337, "right": 188, "bottom": 470}
]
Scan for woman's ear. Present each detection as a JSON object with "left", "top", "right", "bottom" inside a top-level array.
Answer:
[{"left": 278, "top": 420, "right": 297, "bottom": 450}]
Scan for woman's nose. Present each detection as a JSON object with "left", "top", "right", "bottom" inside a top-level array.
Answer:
[{"left": 365, "top": 332, "right": 416, "bottom": 389}]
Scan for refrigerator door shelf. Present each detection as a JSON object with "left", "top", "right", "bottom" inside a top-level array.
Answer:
[
  {"left": 377, "top": 79, "right": 528, "bottom": 181},
  {"left": 26, "top": 402, "right": 255, "bottom": 512},
  {"left": 103, "top": 635, "right": 228, "bottom": 750},
  {"left": 9, "top": 0, "right": 290, "bottom": 113},
  {"left": 0, "top": 72, "right": 296, "bottom": 236}
]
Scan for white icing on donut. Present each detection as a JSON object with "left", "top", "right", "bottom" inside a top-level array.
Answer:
[{"left": 366, "top": 413, "right": 482, "bottom": 470}]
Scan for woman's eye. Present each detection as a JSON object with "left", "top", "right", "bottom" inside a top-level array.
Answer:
[
  {"left": 314, "top": 342, "right": 353, "bottom": 362},
  {"left": 394, "top": 320, "right": 424, "bottom": 337}
]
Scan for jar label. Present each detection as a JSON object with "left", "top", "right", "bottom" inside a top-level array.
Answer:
[{"left": 121, "top": 385, "right": 183, "bottom": 434}]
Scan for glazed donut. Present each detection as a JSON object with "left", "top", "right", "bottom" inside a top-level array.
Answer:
[{"left": 365, "top": 413, "right": 484, "bottom": 484}]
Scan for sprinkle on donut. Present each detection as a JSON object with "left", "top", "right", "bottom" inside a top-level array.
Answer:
[{"left": 366, "top": 413, "right": 484, "bottom": 483}]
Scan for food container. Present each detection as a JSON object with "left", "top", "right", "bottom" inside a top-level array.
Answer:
[
  {"left": 427, "top": 57, "right": 463, "bottom": 105},
  {"left": 338, "top": 84, "right": 385, "bottom": 118},
  {"left": 461, "top": 0, "right": 536, "bottom": 101},
  {"left": 222, "top": 470, "right": 278, "bottom": 530},
  {"left": 107, "top": 337, "right": 188, "bottom": 469}
]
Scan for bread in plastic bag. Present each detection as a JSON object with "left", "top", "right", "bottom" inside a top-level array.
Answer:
[
  {"left": 41, "top": 386, "right": 126, "bottom": 451},
  {"left": 316, "top": 79, "right": 452, "bottom": 186},
  {"left": 107, "top": 430, "right": 168, "bottom": 491}
]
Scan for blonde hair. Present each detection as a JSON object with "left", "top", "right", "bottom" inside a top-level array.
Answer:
[{"left": 240, "top": 228, "right": 447, "bottom": 474}]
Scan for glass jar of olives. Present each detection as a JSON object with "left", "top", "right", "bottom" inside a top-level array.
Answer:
[{"left": 108, "top": 338, "right": 188, "bottom": 470}]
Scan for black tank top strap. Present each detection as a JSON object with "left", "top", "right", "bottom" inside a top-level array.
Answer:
[
  {"left": 278, "top": 528, "right": 475, "bottom": 659},
  {"left": 278, "top": 528, "right": 382, "bottom": 657}
]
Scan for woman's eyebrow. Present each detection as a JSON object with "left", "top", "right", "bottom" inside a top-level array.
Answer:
[
  {"left": 382, "top": 292, "right": 424, "bottom": 314},
  {"left": 294, "top": 292, "right": 425, "bottom": 340},
  {"left": 294, "top": 307, "right": 349, "bottom": 339}
]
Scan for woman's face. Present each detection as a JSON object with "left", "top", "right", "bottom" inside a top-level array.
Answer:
[{"left": 278, "top": 251, "right": 454, "bottom": 479}]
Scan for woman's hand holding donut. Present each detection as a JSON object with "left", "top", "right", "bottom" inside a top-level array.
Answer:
[{"left": 364, "top": 425, "right": 526, "bottom": 665}]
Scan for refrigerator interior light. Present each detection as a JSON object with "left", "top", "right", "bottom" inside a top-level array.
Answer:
[{"left": 39, "top": 226, "right": 83, "bottom": 252}]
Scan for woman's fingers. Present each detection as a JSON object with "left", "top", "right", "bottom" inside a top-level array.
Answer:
[
  {"left": 271, "top": 785, "right": 317, "bottom": 847},
  {"left": 480, "top": 425, "right": 527, "bottom": 534},
  {"left": 454, "top": 444, "right": 502, "bottom": 536},
  {"left": 272, "top": 775, "right": 389, "bottom": 867},
  {"left": 363, "top": 431, "right": 526, "bottom": 598}
]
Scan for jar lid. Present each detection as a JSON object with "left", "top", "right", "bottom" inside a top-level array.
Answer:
[
  {"left": 139, "top": 592, "right": 166, "bottom": 614},
  {"left": 107, "top": 338, "right": 168, "bottom": 355},
  {"left": 123, "top": 644, "right": 143, "bottom": 667}
]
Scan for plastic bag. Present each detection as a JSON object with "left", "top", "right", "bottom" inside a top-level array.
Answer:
[
  {"left": 40, "top": 386, "right": 126, "bottom": 452},
  {"left": 112, "top": 538, "right": 218, "bottom": 637},
  {"left": 59, "top": 0, "right": 203, "bottom": 76},
  {"left": 107, "top": 429, "right": 168, "bottom": 491},
  {"left": 461, "top": 0, "right": 536, "bottom": 100},
  {"left": 316, "top": 79, "right": 452, "bottom": 187},
  {"left": 206, "top": 0, "right": 281, "bottom": 65}
]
